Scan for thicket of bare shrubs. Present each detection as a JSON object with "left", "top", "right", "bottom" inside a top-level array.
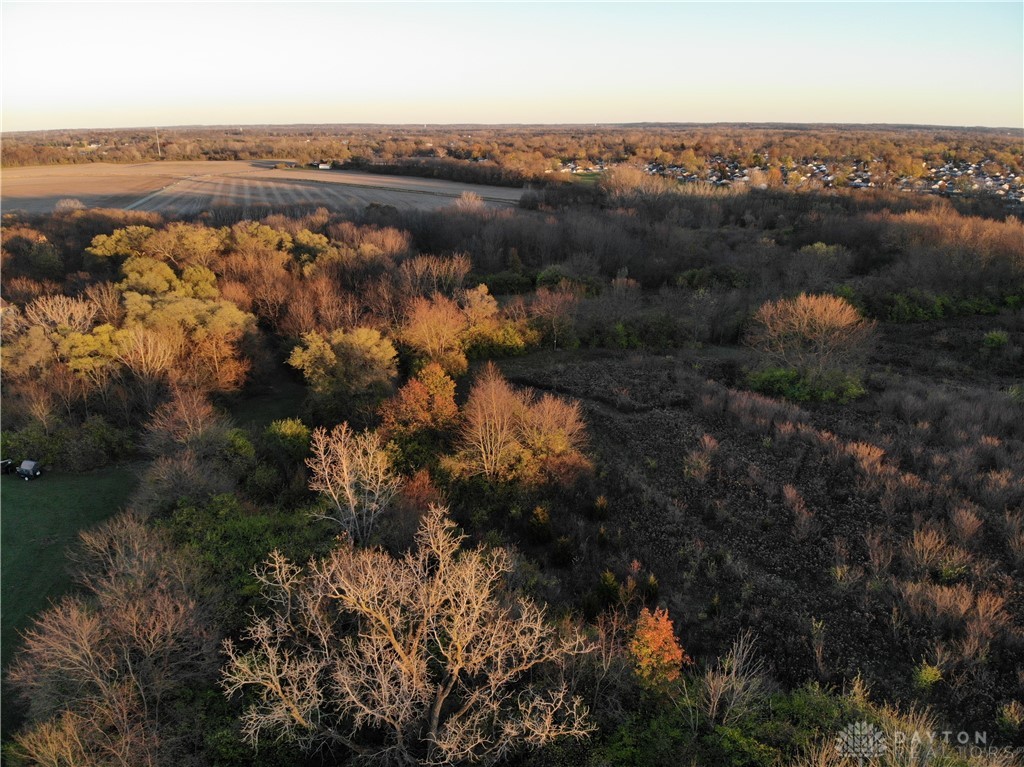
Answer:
[
  {"left": 747, "top": 293, "right": 876, "bottom": 381},
  {"left": 448, "top": 363, "right": 590, "bottom": 486}
]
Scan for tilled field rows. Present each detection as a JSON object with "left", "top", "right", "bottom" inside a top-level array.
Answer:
[
  {"left": 1, "top": 161, "right": 523, "bottom": 215},
  {"left": 126, "top": 175, "right": 497, "bottom": 215}
]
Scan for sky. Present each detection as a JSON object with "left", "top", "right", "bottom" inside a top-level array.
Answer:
[{"left": 2, "top": 1, "right": 1022, "bottom": 131}]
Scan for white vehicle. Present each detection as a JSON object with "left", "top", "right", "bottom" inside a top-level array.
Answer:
[{"left": 16, "top": 460, "right": 42, "bottom": 480}]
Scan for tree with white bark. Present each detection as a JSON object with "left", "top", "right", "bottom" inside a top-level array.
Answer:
[
  {"left": 222, "top": 506, "right": 593, "bottom": 765},
  {"left": 306, "top": 423, "right": 402, "bottom": 543}
]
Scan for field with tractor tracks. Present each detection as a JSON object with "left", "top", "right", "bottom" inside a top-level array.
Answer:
[{"left": 1, "top": 160, "right": 524, "bottom": 215}]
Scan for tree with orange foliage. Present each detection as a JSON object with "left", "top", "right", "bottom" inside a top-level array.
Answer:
[
  {"left": 629, "top": 607, "right": 690, "bottom": 690},
  {"left": 378, "top": 363, "right": 460, "bottom": 469},
  {"left": 379, "top": 363, "right": 459, "bottom": 440}
]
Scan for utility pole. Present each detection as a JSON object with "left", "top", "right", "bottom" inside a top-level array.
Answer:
[{"left": 155, "top": 127, "right": 162, "bottom": 159}]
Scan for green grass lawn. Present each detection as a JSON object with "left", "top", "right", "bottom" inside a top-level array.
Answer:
[{"left": 1, "top": 464, "right": 139, "bottom": 723}]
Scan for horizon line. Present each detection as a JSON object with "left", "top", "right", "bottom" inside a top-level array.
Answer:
[{"left": 8, "top": 120, "right": 1024, "bottom": 135}]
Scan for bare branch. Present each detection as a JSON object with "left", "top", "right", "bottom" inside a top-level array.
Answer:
[
  {"left": 306, "top": 424, "right": 402, "bottom": 543},
  {"left": 222, "top": 506, "right": 594, "bottom": 764}
]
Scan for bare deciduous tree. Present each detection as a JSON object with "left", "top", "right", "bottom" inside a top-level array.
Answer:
[
  {"left": 458, "top": 363, "right": 527, "bottom": 480},
  {"left": 399, "top": 253, "right": 471, "bottom": 298},
  {"left": 457, "top": 364, "right": 589, "bottom": 485},
  {"left": 581, "top": 604, "right": 644, "bottom": 724},
  {"left": 600, "top": 165, "right": 677, "bottom": 200},
  {"left": 221, "top": 247, "right": 292, "bottom": 326},
  {"left": 8, "top": 514, "right": 211, "bottom": 767},
  {"left": 401, "top": 294, "right": 469, "bottom": 375},
  {"left": 218, "top": 279, "right": 253, "bottom": 313},
  {"left": 745, "top": 293, "right": 876, "bottom": 384},
  {"left": 11, "top": 708, "right": 97, "bottom": 767},
  {"left": 531, "top": 284, "right": 580, "bottom": 350},
  {"left": 143, "top": 387, "right": 226, "bottom": 455},
  {"left": 131, "top": 448, "right": 235, "bottom": 518},
  {"left": 115, "top": 321, "right": 184, "bottom": 378},
  {"left": 24, "top": 294, "right": 98, "bottom": 333},
  {"left": 187, "top": 328, "right": 251, "bottom": 393},
  {"left": 21, "top": 378, "right": 57, "bottom": 431},
  {"left": 114, "top": 325, "right": 184, "bottom": 405},
  {"left": 222, "top": 506, "right": 593, "bottom": 764},
  {"left": 453, "top": 191, "right": 485, "bottom": 212},
  {"left": 306, "top": 424, "right": 402, "bottom": 542},
  {"left": 692, "top": 631, "right": 765, "bottom": 728},
  {"left": 518, "top": 393, "right": 587, "bottom": 461},
  {"left": 315, "top": 282, "right": 364, "bottom": 331}
]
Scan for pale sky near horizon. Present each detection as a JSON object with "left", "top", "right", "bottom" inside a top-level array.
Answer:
[{"left": 2, "top": 1, "right": 1022, "bottom": 132}]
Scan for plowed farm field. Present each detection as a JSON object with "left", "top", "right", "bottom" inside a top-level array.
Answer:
[{"left": 1, "top": 161, "right": 524, "bottom": 215}]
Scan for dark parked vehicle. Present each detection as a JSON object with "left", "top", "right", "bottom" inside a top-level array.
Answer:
[
  {"left": 16, "top": 460, "right": 42, "bottom": 480},
  {"left": 0, "top": 459, "right": 12, "bottom": 474}
]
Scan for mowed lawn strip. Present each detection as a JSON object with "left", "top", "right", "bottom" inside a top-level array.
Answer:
[{"left": 1, "top": 464, "right": 140, "bottom": 671}]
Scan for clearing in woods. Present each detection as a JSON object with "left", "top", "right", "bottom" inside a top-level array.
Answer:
[
  {"left": 0, "top": 465, "right": 140, "bottom": 734},
  {"left": 0, "top": 465, "right": 140, "bottom": 671},
  {"left": 0, "top": 160, "right": 524, "bottom": 215}
]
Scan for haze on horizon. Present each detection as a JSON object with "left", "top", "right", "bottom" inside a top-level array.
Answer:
[{"left": 2, "top": 1, "right": 1022, "bottom": 133}]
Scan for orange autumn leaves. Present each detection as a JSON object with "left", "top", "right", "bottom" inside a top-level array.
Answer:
[{"left": 629, "top": 607, "right": 691, "bottom": 690}]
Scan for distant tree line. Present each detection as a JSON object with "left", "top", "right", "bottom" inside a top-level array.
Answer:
[{"left": 4, "top": 125, "right": 1021, "bottom": 185}]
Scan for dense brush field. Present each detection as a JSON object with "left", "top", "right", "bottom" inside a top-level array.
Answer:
[{"left": 1, "top": 134, "right": 1022, "bottom": 766}]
